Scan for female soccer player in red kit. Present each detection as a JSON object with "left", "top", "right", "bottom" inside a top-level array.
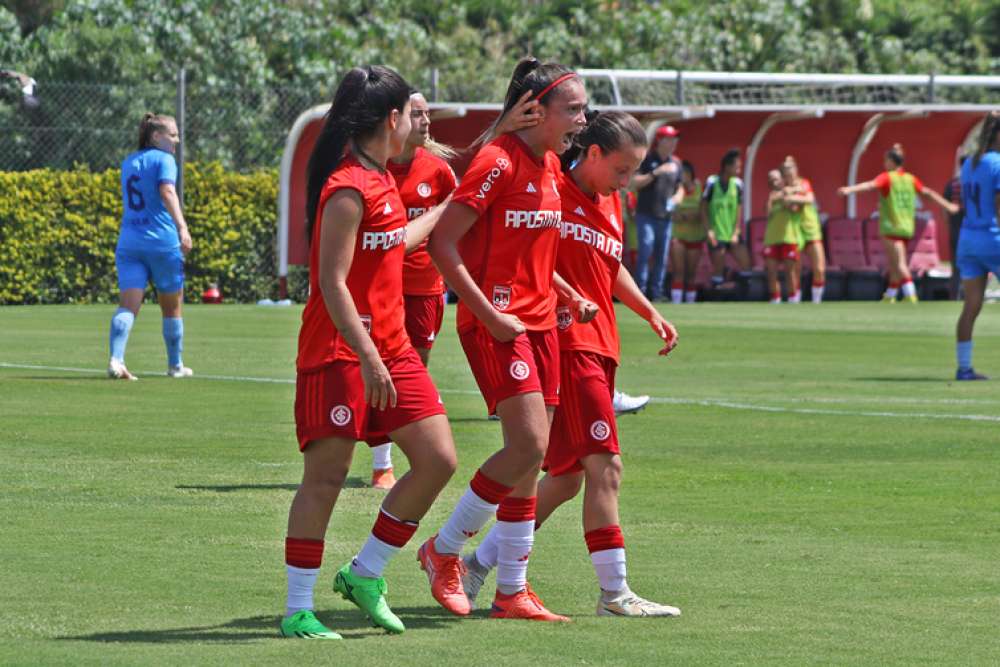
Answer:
[
  {"left": 463, "top": 111, "right": 682, "bottom": 618},
  {"left": 281, "top": 65, "right": 457, "bottom": 640},
  {"left": 367, "top": 90, "right": 459, "bottom": 490},
  {"left": 418, "top": 58, "right": 593, "bottom": 622}
]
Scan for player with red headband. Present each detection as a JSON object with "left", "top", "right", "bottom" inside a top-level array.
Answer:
[
  {"left": 366, "top": 89, "right": 459, "bottom": 490},
  {"left": 281, "top": 65, "right": 457, "bottom": 640},
  {"left": 417, "top": 58, "right": 592, "bottom": 622},
  {"left": 461, "top": 110, "right": 682, "bottom": 618}
]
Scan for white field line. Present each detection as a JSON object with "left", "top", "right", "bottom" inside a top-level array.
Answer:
[{"left": 3, "top": 362, "right": 999, "bottom": 423}]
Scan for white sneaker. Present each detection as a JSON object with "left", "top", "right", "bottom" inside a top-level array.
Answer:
[
  {"left": 597, "top": 588, "right": 681, "bottom": 617},
  {"left": 107, "top": 358, "right": 137, "bottom": 381},
  {"left": 461, "top": 553, "right": 489, "bottom": 610},
  {"left": 167, "top": 365, "right": 194, "bottom": 378},
  {"left": 612, "top": 390, "right": 649, "bottom": 416}
]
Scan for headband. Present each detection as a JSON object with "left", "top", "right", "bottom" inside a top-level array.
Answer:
[{"left": 534, "top": 73, "right": 577, "bottom": 101}]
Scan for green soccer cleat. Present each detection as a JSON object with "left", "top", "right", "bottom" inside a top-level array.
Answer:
[
  {"left": 333, "top": 562, "right": 405, "bottom": 634},
  {"left": 280, "top": 609, "right": 342, "bottom": 639}
]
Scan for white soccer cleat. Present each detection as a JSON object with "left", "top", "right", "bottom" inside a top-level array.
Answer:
[
  {"left": 597, "top": 588, "right": 681, "bottom": 617},
  {"left": 461, "top": 553, "right": 489, "bottom": 610},
  {"left": 612, "top": 390, "right": 649, "bottom": 416},
  {"left": 107, "top": 358, "right": 138, "bottom": 381},
  {"left": 166, "top": 365, "right": 194, "bottom": 378}
]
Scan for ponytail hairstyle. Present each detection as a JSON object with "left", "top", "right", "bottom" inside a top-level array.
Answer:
[
  {"left": 886, "top": 143, "right": 905, "bottom": 167},
  {"left": 138, "top": 113, "right": 175, "bottom": 150},
  {"left": 305, "top": 65, "right": 411, "bottom": 244},
  {"left": 474, "top": 56, "right": 579, "bottom": 147},
  {"left": 973, "top": 111, "right": 1000, "bottom": 168},
  {"left": 408, "top": 88, "right": 457, "bottom": 160},
  {"left": 560, "top": 109, "right": 646, "bottom": 171}
]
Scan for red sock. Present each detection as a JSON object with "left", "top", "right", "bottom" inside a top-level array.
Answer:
[
  {"left": 497, "top": 496, "right": 537, "bottom": 523},
  {"left": 470, "top": 468, "right": 513, "bottom": 505},
  {"left": 371, "top": 509, "right": 419, "bottom": 548},
  {"left": 285, "top": 537, "right": 324, "bottom": 569},
  {"left": 585, "top": 525, "right": 626, "bottom": 553}
]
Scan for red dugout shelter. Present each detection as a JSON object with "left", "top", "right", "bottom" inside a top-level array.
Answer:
[{"left": 277, "top": 69, "right": 998, "bottom": 297}]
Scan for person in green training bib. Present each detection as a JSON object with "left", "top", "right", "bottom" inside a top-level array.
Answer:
[
  {"left": 780, "top": 155, "right": 827, "bottom": 303},
  {"left": 763, "top": 169, "right": 803, "bottom": 303},
  {"left": 668, "top": 160, "right": 704, "bottom": 303},
  {"left": 701, "top": 148, "right": 750, "bottom": 287},
  {"left": 838, "top": 144, "right": 957, "bottom": 302}
]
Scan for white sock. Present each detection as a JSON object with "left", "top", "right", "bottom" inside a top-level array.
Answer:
[
  {"left": 352, "top": 536, "right": 399, "bottom": 579},
  {"left": 285, "top": 565, "right": 319, "bottom": 616},
  {"left": 770, "top": 297, "right": 782, "bottom": 304},
  {"left": 591, "top": 548, "right": 627, "bottom": 594},
  {"left": 670, "top": 288, "right": 682, "bottom": 304},
  {"left": 901, "top": 280, "right": 916, "bottom": 298},
  {"left": 371, "top": 443, "right": 392, "bottom": 470},
  {"left": 495, "top": 520, "right": 534, "bottom": 595},
  {"left": 812, "top": 285, "right": 824, "bottom": 303},
  {"left": 684, "top": 290, "right": 697, "bottom": 303},
  {"left": 473, "top": 524, "right": 501, "bottom": 570},
  {"left": 788, "top": 291, "right": 801, "bottom": 303},
  {"left": 435, "top": 488, "right": 498, "bottom": 555},
  {"left": 885, "top": 286, "right": 899, "bottom": 298}
]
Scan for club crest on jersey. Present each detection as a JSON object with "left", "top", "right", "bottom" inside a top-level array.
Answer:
[
  {"left": 417, "top": 182, "right": 432, "bottom": 198},
  {"left": 590, "top": 420, "right": 611, "bottom": 441},
  {"left": 492, "top": 285, "right": 511, "bottom": 311},
  {"left": 556, "top": 305, "right": 573, "bottom": 330},
  {"left": 509, "top": 360, "right": 531, "bottom": 381},
  {"left": 330, "top": 405, "right": 352, "bottom": 427},
  {"left": 359, "top": 314, "right": 372, "bottom": 334}
]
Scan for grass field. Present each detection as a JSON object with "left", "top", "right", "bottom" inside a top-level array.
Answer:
[{"left": 1, "top": 302, "right": 999, "bottom": 666}]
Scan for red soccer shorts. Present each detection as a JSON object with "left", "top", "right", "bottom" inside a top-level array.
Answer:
[
  {"left": 544, "top": 350, "right": 620, "bottom": 477},
  {"left": 404, "top": 293, "right": 446, "bottom": 350},
  {"left": 459, "top": 326, "right": 559, "bottom": 415},
  {"left": 294, "top": 346, "right": 446, "bottom": 451},
  {"left": 763, "top": 243, "right": 799, "bottom": 261}
]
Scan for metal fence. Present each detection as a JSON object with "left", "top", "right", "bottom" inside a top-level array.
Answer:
[{"left": 0, "top": 70, "right": 321, "bottom": 173}]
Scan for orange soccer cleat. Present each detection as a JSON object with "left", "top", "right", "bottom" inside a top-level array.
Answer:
[
  {"left": 489, "top": 584, "right": 570, "bottom": 622},
  {"left": 371, "top": 468, "right": 396, "bottom": 490},
  {"left": 417, "top": 536, "right": 471, "bottom": 616}
]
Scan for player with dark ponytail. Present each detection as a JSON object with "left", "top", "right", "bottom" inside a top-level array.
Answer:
[
  {"left": 463, "top": 110, "right": 682, "bottom": 618},
  {"left": 952, "top": 112, "right": 1000, "bottom": 380},
  {"left": 419, "top": 57, "right": 591, "bottom": 623},
  {"left": 282, "top": 65, "right": 457, "bottom": 639}
]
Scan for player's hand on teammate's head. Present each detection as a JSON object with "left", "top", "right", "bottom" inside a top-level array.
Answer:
[
  {"left": 497, "top": 90, "right": 543, "bottom": 135},
  {"left": 572, "top": 297, "right": 599, "bottom": 324}
]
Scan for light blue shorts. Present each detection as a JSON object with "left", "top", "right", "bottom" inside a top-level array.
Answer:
[
  {"left": 115, "top": 245, "right": 185, "bottom": 294},
  {"left": 956, "top": 230, "right": 1000, "bottom": 281}
]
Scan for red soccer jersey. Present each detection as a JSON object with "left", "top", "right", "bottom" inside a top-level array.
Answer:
[
  {"left": 451, "top": 133, "right": 563, "bottom": 333},
  {"left": 297, "top": 156, "right": 411, "bottom": 370},
  {"left": 387, "top": 147, "right": 457, "bottom": 296},
  {"left": 554, "top": 170, "right": 624, "bottom": 364},
  {"left": 873, "top": 169, "right": 924, "bottom": 197}
]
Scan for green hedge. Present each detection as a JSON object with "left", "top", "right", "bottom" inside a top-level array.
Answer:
[{"left": 0, "top": 163, "right": 306, "bottom": 304}]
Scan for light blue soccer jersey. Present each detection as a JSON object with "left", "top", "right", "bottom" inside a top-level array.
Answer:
[
  {"left": 117, "top": 148, "right": 179, "bottom": 250},
  {"left": 960, "top": 151, "right": 1000, "bottom": 233}
]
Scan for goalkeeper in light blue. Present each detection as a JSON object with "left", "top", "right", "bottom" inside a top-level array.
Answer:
[{"left": 107, "top": 113, "right": 194, "bottom": 380}]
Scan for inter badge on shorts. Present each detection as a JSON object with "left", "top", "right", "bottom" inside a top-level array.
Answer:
[
  {"left": 509, "top": 360, "right": 530, "bottom": 381},
  {"left": 330, "top": 405, "right": 353, "bottom": 427},
  {"left": 492, "top": 285, "right": 511, "bottom": 311},
  {"left": 590, "top": 420, "right": 611, "bottom": 441},
  {"left": 557, "top": 306, "right": 573, "bottom": 331}
]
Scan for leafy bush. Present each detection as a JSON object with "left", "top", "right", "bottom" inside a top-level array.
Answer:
[{"left": 0, "top": 162, "right": 283, "bottom": 304}]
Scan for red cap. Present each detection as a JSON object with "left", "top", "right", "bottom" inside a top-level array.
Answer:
[{"left": 655, "top": 125, "right": 679, "bottom": 139}]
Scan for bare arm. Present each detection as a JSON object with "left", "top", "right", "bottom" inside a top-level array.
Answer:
[
  {"left": 669, "top": 183, "right": 686, "bottom": 208},
  {"left": 630, "top": 171, "right": 655, "bottom": 190},
  {"left": 318, "top": 190, "right": 396, "bottom": 409},
  {"left": 837, "top": 180, "right": 878, "bottom": 197},
  {"left": 612, "top": 267, "right": 678, "bottom": 355},
  {"left": 782, "top": 188, "right": 815, "bottom": 205},
  {"left": 919, "top": 186, "right": 960, "bottom": 216},
  {"left": 159, "top": 183, "right": 192, "bottom": 254},
  {"left": 405, "top": 195, "right": 452, "bottom": 253},
  {"left": 427, "top": 202, "right": 525, "bottom": 342},
  {"left": 553, "top": 271, "right": 598, "bottom": 323},
  {"left": 701, "top": 198, "right": 717, "bottom": 246}
]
